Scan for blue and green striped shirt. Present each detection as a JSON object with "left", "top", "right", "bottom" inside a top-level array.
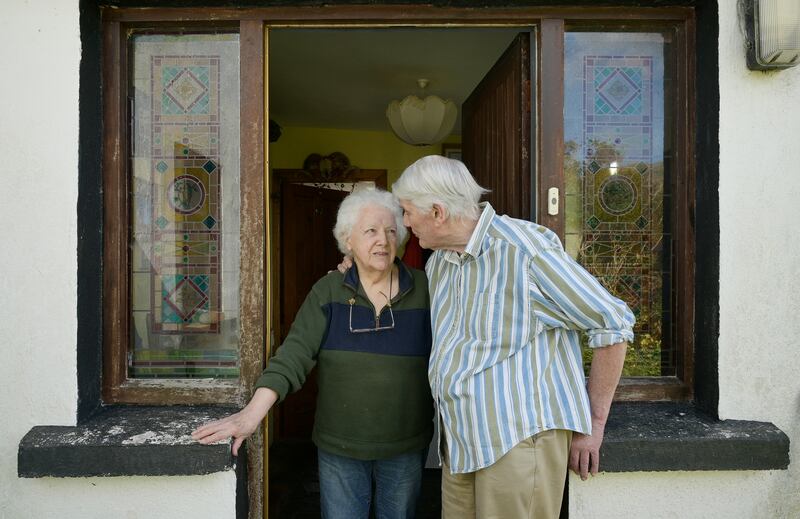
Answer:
[{"left": 426, "top": 203, "right": 635, "bottom": 473}]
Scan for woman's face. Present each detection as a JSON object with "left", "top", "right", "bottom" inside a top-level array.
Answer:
[{"left": 346, "top": 204, "right": 398, "bottom": 275}]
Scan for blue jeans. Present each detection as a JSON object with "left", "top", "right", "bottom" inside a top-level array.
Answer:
[{"left": 317, "top": 447, "right": 425, "bottom": 519}]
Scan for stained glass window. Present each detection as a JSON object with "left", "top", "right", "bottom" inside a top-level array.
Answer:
[
  {"left": 129, "top": 33, "right": 241, "bottom": 378},
  {"left": 564, "top": 31, "right": 675, "bottom": 377}
]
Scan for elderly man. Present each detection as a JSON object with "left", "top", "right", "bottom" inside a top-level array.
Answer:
[{"left": 393, "top": 155, "right": 634, "bottom": 519}]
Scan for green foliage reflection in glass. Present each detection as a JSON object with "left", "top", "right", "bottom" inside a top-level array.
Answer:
[
  {"left": 563, "top": 31, "right": 671, "bottom": 378},
  {"left": 566, "top": 138, "right": 666, "bottom": 378}
]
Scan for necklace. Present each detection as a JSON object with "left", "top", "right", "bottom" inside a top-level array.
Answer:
[{"left": 377, "top": 268, "right": 393, "bottom": 308}]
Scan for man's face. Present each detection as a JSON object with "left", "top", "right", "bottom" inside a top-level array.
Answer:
[{"left": 400, "top": 199, "right": 437, "bottom": 250}]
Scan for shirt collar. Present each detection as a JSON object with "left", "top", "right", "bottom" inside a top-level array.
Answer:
[{"left": 462, "top": 202, "right": 495, "bottom": 259}]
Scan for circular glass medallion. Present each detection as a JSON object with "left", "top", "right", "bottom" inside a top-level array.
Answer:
[
  {"left": 167, "top": 175, "right": 206, "bottom": 215},
  {"left": 598, "top": 174, "right": 636, "bottom": 216}
]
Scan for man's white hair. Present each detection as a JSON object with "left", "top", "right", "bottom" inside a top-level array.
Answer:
[
  {"left": 333, "top": 187, "right": 408, "bottom": 255},
  {"left": 392, "top": 155, "right": 489, "bottom": 220}
]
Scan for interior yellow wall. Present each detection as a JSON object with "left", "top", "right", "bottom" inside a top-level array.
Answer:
[{"left": 269, "top": 125, "right": 460, "bottom": 187}]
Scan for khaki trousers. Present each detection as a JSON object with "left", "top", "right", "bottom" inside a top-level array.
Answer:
[{"left": 441, "top": 429, "right": 572, "bottom": 519}]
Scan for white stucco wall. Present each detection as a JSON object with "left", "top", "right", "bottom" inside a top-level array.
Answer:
[
  {"left": 716, "top": 0, "right": 800, "bottom": 513},
  {"left": 570, "top": 2, "right": 800, "bottom": 517},
  {"left": 0, "top": 2, "right": 236, "bottom": 518},
  {"left": 2, "top": 1, "right": 797, "bottom": 518},
  {"left": 14, "top": 475, "right": 236, "bottom": 519}
]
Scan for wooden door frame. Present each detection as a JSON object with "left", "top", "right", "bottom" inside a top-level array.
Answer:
[{"left": 102, "top": 6, "right": 695, "bottom": 519}]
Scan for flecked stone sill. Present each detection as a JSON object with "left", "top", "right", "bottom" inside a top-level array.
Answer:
[
  {"left": 18, "top": 403, "right": 789, "bottom": 478},
  {"left": 600, "top": 402, "right": 790, "bottom": 472},
  {"left": 18, "top": 406, "right": 238, "bottom": 478}
]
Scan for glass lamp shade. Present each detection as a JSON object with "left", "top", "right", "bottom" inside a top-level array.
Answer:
[
  {"left": 386, "top": 94, "right": 457, "bottom": 146},
  {"left": 746, "top": 0, "right": 800, "bottom": 69}
]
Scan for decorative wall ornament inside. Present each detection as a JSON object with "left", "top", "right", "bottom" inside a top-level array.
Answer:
[
  {"left": 299, "top": 152, "right": 366, "bottom": 191},
  {"left": 386, "top": 79, "right": 457, "bottom": 146}
]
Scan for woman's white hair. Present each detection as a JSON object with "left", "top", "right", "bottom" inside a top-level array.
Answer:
[
  {"left": 333, "top": 187, "right": 408, "bottom": 255},
  {"left": 392, "top": 155, "right": 489, "bottom": 220}
]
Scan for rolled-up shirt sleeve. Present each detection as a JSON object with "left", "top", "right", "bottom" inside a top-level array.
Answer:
[{"left": 528, "top": 245, "right": 635, "bottom": 348}]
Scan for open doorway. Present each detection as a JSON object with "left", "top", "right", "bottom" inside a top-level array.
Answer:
[{"left": 266, "top": 26, "right": 532, "bottom": 517}]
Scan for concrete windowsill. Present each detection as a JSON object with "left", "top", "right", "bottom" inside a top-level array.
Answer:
[
  {"left": 18, "top": 406, "right": 238, "bottom": 478},
  {"left": 601, "top": 402, "right": 790, "bottom": 472},
  {"left": 17, "top": 402, "right": 789, "bottom": 478}
]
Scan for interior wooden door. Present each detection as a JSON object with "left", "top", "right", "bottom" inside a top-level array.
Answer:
[
  {"left": 278, "top": 183, "right": 347, "bottom": 438},
  {"left": 461, "top": 32, "right": 533, "bottom": 220},
  {"left": 273, "top": 169, "right": 387, "bottom": 439}
]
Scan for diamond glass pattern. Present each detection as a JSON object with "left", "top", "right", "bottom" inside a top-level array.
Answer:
[
  {"left": 564, "top": 32, "right": 673, "bottom": 377},
  {"left": 129, "top": 33, "right": 241, "bottom": 379}
]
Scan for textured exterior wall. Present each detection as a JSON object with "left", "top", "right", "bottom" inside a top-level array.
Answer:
[
  {"left": 571, "top": 470, "right": 788, "bottom": 519},
  {"left": 715, "top": 0, "right": 800, "bottom": 514},
  {"left": 0, "top": 1, "right": 81, "bottom": 516},
  {"left": 2, "top": 1, "right": 797, "bottom": 518},
  {"left": 13, "top": 475, "right": 236, "bottom": 519},
  {"left": 0, "top": 2, "right": 237, "bottom": 518}
]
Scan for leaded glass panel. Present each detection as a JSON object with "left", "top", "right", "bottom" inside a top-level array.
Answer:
[
  {"left": 564, "top": 31, "right": 674, "bottom": 377},
  {"left": 129, "top": 33, "right": 241, "bottom": 378}
]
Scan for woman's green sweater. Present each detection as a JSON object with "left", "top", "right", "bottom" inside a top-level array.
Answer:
[{"left": 255, "top": 260, "right": 433, "bottom": 460}]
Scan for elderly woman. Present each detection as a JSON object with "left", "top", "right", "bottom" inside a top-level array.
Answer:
[{"left": 193, "top": 187, "right": 433, "bottom": 519}]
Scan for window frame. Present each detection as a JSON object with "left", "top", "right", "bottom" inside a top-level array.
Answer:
[
  {"left": 99, "top": 5, "right": 694, "bottom": 408},
  {"left": 539, "top": 17, "right": 696, "bottom": 401},
  {"left": 101, "top": 14, "right": 267, "bottom": 405}
]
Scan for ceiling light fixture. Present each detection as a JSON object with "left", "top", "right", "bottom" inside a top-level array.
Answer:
[{"left": 386, "top": 79, "right": 457, "bottom": 146}]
